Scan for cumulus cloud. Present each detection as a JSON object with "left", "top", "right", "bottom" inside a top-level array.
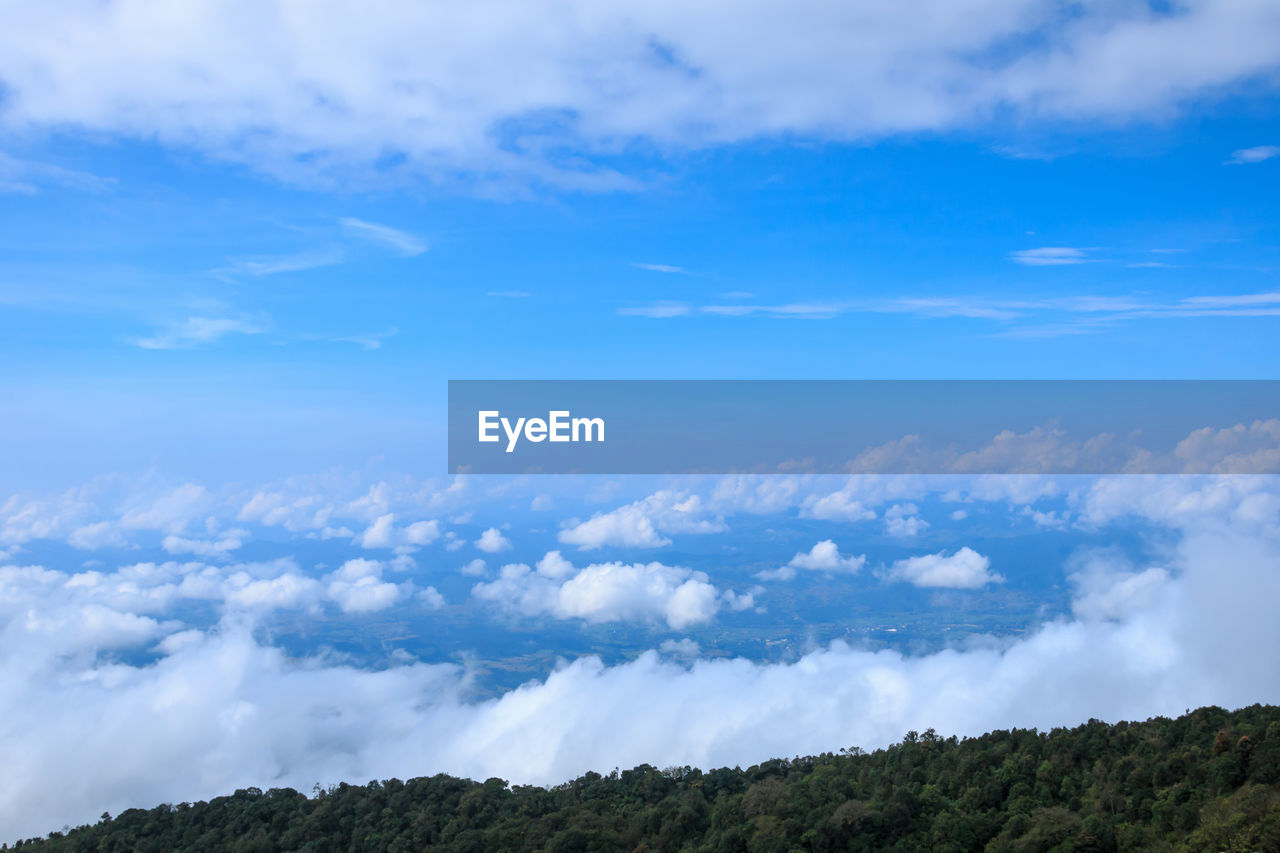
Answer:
[
  {"left": 710, "top": 475, "right": 803, "bottom": 515},
  {"left": 325, "top": 558, "right": 406, "bottom": 614},
  {"left": 475, "top": 527, "right": 512, "bottom": 553},
  {"left": 4, "top": 2, "right": 1276, "bottom": 188},
  {"left": 885, "top": 547, "right": 1004, "bottom": 589},
  {"left": 1173, "top": 419, "right": 1280, "bottom": 474},
  {"left": 758, "top": 540, "right": 866, "bottom": 581},
  {"left": 225, "top": 571, "right": 322, "bottom": 611},
  {"left": 558, "top": 490, "right": 726, "bottom": 550},
  {"left": 418, "top": 586, "right": 446, "bottom": 609},
  {"left": 801, "top": 489, "right": 877, "bottom": 522},
  {"left": 1021, "top": 507, "right": 1068, "bottom": 529},
  {"left": 162, "top": 531, "right": 246, "bottom": 557},
  {"left": 799, "top": 477, "right": 929, "bottom": 521},
  {"left": 1068, "top": 551, "right": 1172, "bottom": 622},
  {"left": 558, "top": 503, "right": 670, "bottom": 549},
  {"left": 472, "top": 553, "right": 730, "bottom": 629},
  {"left": 67, "top": 521, "right": 130, "bottom": 550},
  {"left": 883, "top": 503, "right": 929, "bottom": 537},
  {"left": 358, "top": 514, "right": 441, "bottom": 550},
  {"left": 658, "top": 637, "right": 700, "bottom": 658}
]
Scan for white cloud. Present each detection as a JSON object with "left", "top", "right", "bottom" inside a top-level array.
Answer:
[
  {"left": 535, "top": 550, "right": 575, "bottom": 579},
  {"left": 331, "top": 327, "right": 398, "bottom": 350},
  {"left": 473, "top": 554, "right": 728, "bottom": 629},
  {"left": 558, "top": 491, "right": 725, "bottom": 550},
  {"left": 1173, "top": 419, "right": 1280, "bottom": 474},
  {"left": 325, "top": 558, "right": 405, "bottom": 614},
  {"left": 3, "top": 475, "right": 1280, "bottom": 842},
  {"left": 224, "top": 571, "right": 322, "bottom": 611},
  {"left": 885, "top": 547, "right": 1004, "bottom": 589},
  {"left": 162, "top": 532, "right": 245, "bottom": 557},
  {"left": 559, "top": 503, "right": 670, "bottom": 549},
  {"left": 0, "top": 151, "right": 113, "bottom": 194},
  {"left": 698, "top": 302, "right": 844, "bottom": 319},
  {"left": 789, "top": 540, "right": 864, "bottom": 573},
  {"left": 883, "top": 503, "right": 929, "bottom": 537},
  {"left": 1021, "top": 507, "right": 1068, "bottom": 529},
  {"left": 617, "top": 289, "right": 1280, "bottom": 334},
  {"left": 709, "top": 475, "right": 802, "bottom": 515},
  {"left": 0, "top": 2, "right": 1275, "bottom": 194},
  {"left": 1010, "top": 247, "right": 1091, "bottom": 266},
  {"left": 1068, "top": 551, "right": 1172, "bottom": 622},
  {"left": 404, "top": 520, "right": 441, "bottom": 545},
  {"left": 134, "top": 316, "right": 266, "bottom": 350},
  {"left": 617, "top": 302, "right": 692, "bottom": 318},
  {"left": 801, "top": 489, "right": 878, "bottom": 522},
  {"left": 633, "top": 262, "right": 687, "bottom": 274},
  {"left": 217, "top": 250, "right": 343, "bottom": 278},
  {"left": 658, "top": 637, "right": 700, "bottom": 658},
  {"left": 340, "top": 217, "right": 428, "bottom": 256},
  {"left": 67, "top": 521, "right": 129, "bottom": 550},
  {"left": 475, "top": 527, "right": 512, "bottom": 553},
  {"left": 358, "top": 514, "right": 441, "bottom": 549},
  {"left": 419, "top": 586, "right": 446, "bottom": 609},
  {"left": 1225, "top": 145, "right": 1279, "bottom": 165},
  {"left": 119, "top": 483, "right": 211, "bottom": 535},
  {"left": 757, "top": 540, "right": 865, "bottom": 581}
]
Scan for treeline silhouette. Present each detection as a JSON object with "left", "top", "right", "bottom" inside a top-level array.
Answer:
[{"left": 9, "top": 704, "right": 1280, "bottom": 852}]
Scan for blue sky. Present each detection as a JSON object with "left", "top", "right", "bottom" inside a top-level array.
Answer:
[
  {"left": 4, "top": 111, "right": 1279, "bottom": 484},
  {"left": 2, "top": 0, "right": 1280, "bottom": 839}
]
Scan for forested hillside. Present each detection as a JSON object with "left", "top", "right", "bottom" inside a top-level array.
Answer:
[{"left": 10, "top": 705, "right": 1280, "bottom": 853}]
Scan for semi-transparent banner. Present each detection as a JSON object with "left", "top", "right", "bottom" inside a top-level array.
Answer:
[{"left": 447, "top": 380, "right": 1280, "bottom": 475}]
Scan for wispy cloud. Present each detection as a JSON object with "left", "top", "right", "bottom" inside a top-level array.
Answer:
[
  {"left": 1176, "top": 292, "right": 1280, "bottom": 309},
  {"left": 1010, "top": 247, "right": 1092, "bottom": 266},
  {"left": 632, "top": 262, "right": 688, "bottom": 274},
  {"left": 1225, "top": 145, "right": 1279, "bottom": 165},
  {"left": 700, "top": 303, "right": 844, "bottom": 319},
  {"left": 881, "top": 298, "right": 1026, "bottom": 321},
  {"left": 340, "top": 217, "right": 428, "bottom": 256},
  {"left": 215, "top": 250, "right": 344, "bottom": 278},
  {"left": 134, "top": 316, "right": 267, "bottom": 350},
  {"left": 618, "top": 290, "right": 1280, "bottom": 337},
  {"left": 0, "top": 151, "right": 114, "bottom": 195},
  {"left": 990, "top": 144, "right": 1060, "bottom": 162},
  {"left": 331, "top": 327, "right": 399, "bottom": 350},
  {"left": 618, "top": 302, "right": 692, "bottom": 318}
]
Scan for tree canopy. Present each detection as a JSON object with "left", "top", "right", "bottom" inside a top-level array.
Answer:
[{"left": 10, "top": 704, "right": 1280, "bottom": 852}]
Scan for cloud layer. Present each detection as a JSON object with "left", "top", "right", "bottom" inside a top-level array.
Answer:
[
  {"left": 3, "top": 474, "right": 1280, "bottom": 841},
  {"left": 2, "top": 2, "right": 1278, "bottom": 186}
]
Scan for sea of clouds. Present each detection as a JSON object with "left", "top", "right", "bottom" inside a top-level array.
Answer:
[{"left": 2, "top": 472, "right": 1279, "bottom": 839}]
